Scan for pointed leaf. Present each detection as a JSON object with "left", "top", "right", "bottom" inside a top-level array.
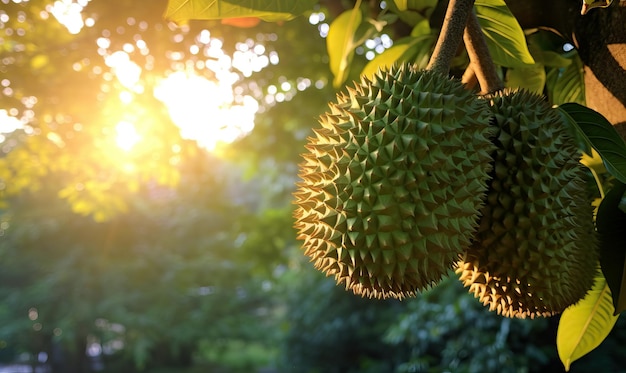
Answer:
[
  {"left": 408, "top": 21, "right": 436, "bottom": 69},
  {"left": 361, "top": 40, "right": 415, "bottom": 79},
  {"left": 410, "top": 18, "right": 431, "bottom": 37},
  {"left": 557, "top": 272, "right": 619, "bottom": 371},
  {"left": 597, "top": 182, "right": 626, "bottom": 314},
  {"left": 164, "top": 0, "right": 316, "bottom": 24},
  {"left": 386, "top": 0, "right": 435, "bottom": 27},
  {"left": 474, "top": 0, "right": 535, "bottom": 67},
  {"left": 540, "top": 50, "right": 572, "bottom": 68},
  {"left": 558, "top": 103, "right": 626, "bottom": 184},
  {"left": 361, "top": 33, "right": 435, "bottom": 78},
  {"left": 353, "top": 16, "right": 390, "bottom": 47},
  {"left": 393, "top": 0, "right": 408, "bottom": 11},
  {"left": 327, "top": 6, "right": 363, "bottom": 88},
  {"left": 579, "top": 148, "right": 607, "bottom": 175},
  {"left": 546, "top": 52, "right": 585, "bottom": 105}
]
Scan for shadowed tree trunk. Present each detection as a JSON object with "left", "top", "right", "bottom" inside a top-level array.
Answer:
[
  {"left": 575, "top": 3, "right": 626, "bottom": 132},
  {"left": 49, "top": 333, "right": 89, "bottom": 373},
  {"left": 506, "top": 0, "right": 626, "bottom": 135}
]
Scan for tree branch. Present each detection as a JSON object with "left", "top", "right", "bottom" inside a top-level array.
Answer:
[
  {"left": 427, "top": 0, "right": 475, "bottom": 75},
  {"left": 463, "top": 10, "right": 503, "bottom": 94}
]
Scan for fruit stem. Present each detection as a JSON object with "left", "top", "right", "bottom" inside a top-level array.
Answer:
[
  {"left": 463, "top": 10, "right": 503, "bottom": 94},
  {"left": 461, "top": 64, "right": 478, "bottom": 90},
  {"left": 427, "top": 0, "right": 475, "bottom": 75}
]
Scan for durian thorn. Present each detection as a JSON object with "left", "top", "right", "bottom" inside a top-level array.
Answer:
[{"left": 427, "top": 0, "right": 475, "bottom": 75}]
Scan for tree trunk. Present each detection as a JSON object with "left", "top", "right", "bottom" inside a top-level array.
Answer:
[
  {"left": 507, "top": 0, "right": 626, "bottom": 135},
  {"left": 574, "top": 3, "right": 626, "bottom": 136},
  {"left": 51, "top": 335, "right": 89, "bottom": 373}
]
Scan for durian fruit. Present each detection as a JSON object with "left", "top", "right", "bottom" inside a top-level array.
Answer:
[
  {"left": 456, "top": 89, "right": 598, "bottom": 318},
  {"left": 293, "top": 63, "right": 495, "bottom": 299}
]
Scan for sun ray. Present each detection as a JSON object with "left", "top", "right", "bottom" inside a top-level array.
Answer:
[{"left": 154, "top": 71, "right": 258, "bottom": 151}]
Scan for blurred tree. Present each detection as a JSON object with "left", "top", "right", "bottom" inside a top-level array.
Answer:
[
  {"left": 383, "top": 278, "right": 553, "bottom": 373},
  {"left": 0, "top": 1, "right": 316, "bottom": 371},
  {"left": 0, "top": 151, "right": 284, "bottom": 372},
  {"left": 279, "top": 263, "right": 410, "bottom": 373}
]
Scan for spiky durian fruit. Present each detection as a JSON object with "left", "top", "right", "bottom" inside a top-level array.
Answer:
[
  {"left": 293, "top": 64, "right": 495, "bottom": 299},
  {"left": 456, "top": 89, "right": 598, "bottom": 318}
]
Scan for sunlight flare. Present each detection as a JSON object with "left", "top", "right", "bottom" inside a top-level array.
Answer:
[
  {"left": 105, "top": 51, "right": 142, "bottom": 89},
  {"left": 115, "top": 121, "right": 141, "bottom": 151},
  {"left": 48, "top": 0, "right": 92, "bottom": 34},
  {"left": 0, "top": 110, "right": 23, "bottom": 144},
  {"left": 153, "top": 71, "right": 258, "bottom": 151}
]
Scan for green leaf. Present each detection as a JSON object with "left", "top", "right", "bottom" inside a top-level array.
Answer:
[
  {"left": 409, "top": 23, "right": 436, "bottom": 69},
  {"left": 539, "top": 50, "right": 572, "bottom": 68},
  {"left": 474, "top": 0, "right": 535, "bottom": 67},
  {"left": 410, "top": 18, "right": 431, "bottom": 37},
  {"left": 597, "top": 182, "right": 626, "bottom": 315},
  {"left": 361, "top": 40, "right": 415, "bottom": 79},
  {"left": 393, "top": 0, "right": 408, "bottom": 11},
  {"left": 558, "top": 103, "right": 626, "bottom": 184},
  {"left": 327, "top": 5, "right": 363, "bottom": 88},
  {"left": 392, "top": 0, "right": 438, "bottom": 12},
  {"left": 547, "top": 53, "right": 585, "bottom": 105},
  {"left": 525, "top": 33, "right": 572, "bottom": 68},
  {"left": 385, "top": 0, "right": 436, "bottom": 29},
  {"left": 580, "top": 148, "right": 607, "bottom": 178},
  {"left": 557, "top": 272, "right": 619, "bottom": 371},
  {"left": 353, "top": 16, "right": 391, "bottom": 48},
  {"left": 505, "top": 63, "right": 546, "bottom": 94},
  {"left": 361, "top": 31, "right": 435, "bottom": 79},
  {"left": 408, "top": 0, "right": 438, "bottom": 9},
  {"left": 164, "top": 0, "right": 316, "bottom": 24}
]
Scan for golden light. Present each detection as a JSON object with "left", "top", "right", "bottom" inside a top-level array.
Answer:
[
  {"left": 46, "top": 4, "right": 263, "bottom": 155},
  {"left": 0, "top": 109, "right": 23, "bottom": 143},
  {"left": 105, "top": 51, "right": 142, "bottom": 90},
  {"left": 153, "top": 71, "right": 258, "bottom": 151},
  {"left": 115, "top": 121, "right": 141, "bottom": 151},
  {"left": 48, "top": 0, "right": 91, "bottom": 35}
]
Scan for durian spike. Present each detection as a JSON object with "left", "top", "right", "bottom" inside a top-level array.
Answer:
[
  {"left": 427, "top": 0, "right": 476, "bottom": 75},
  {"left": 293, "top": 64, "right": 495, "bottom": 299},
  {"left": 456, "top": 89, "right": 598, "bottom": 318}
]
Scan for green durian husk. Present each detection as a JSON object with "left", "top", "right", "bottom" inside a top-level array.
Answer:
[
  {"left": 456, "top": 89, "right": 598, "bottom": 318},
  {"left": 294, "top": 64, "right": 495, "bottom": 299}
]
